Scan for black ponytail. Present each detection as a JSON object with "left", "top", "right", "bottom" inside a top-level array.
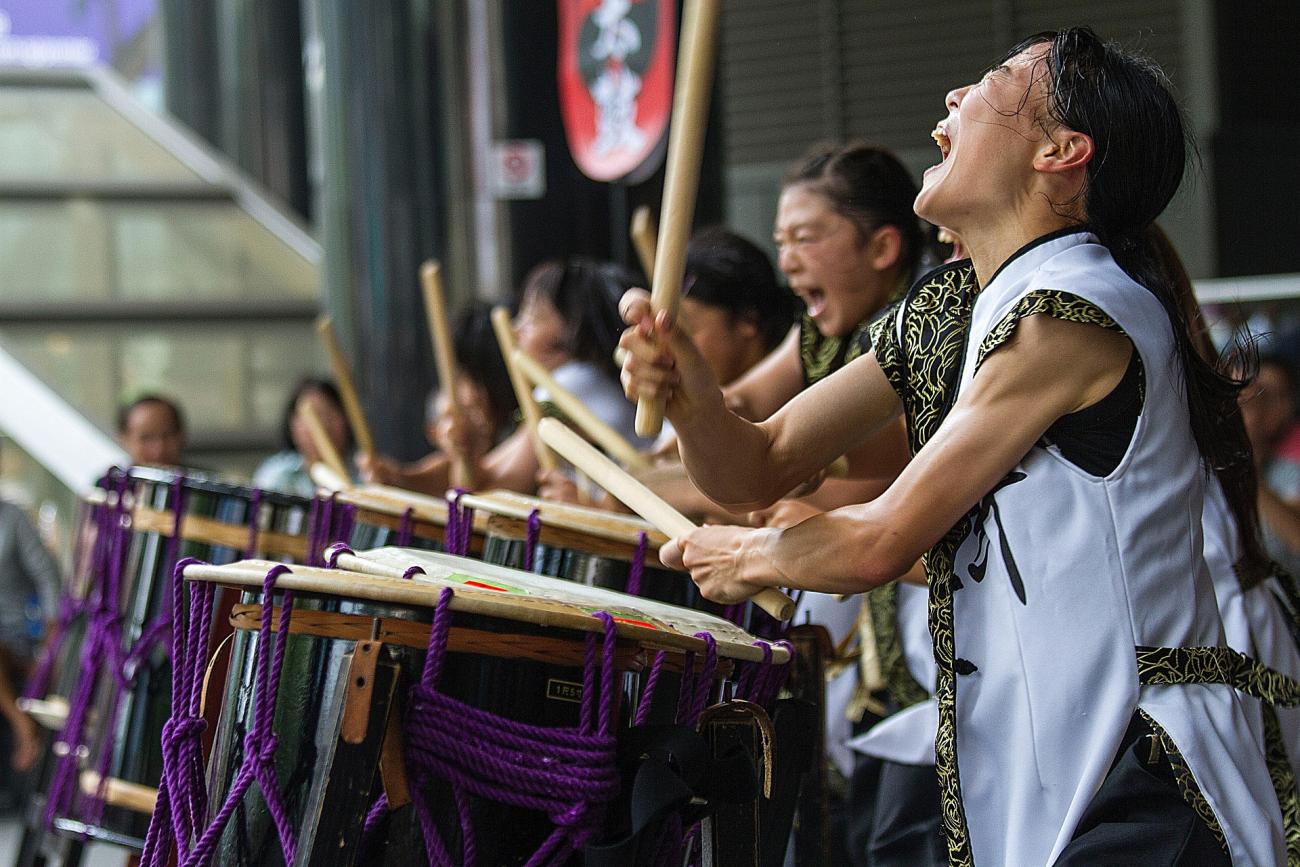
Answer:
[{"left": 1018, "top": 27, "right": 1268, "bottom": 582}]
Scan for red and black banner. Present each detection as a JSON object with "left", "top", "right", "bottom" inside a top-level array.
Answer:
[{"left": 557, "top": 0, "right": 675, "bottom": 183}]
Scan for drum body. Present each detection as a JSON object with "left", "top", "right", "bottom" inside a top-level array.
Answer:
[
  {"left": 204, "top": 569, "right": 644, "bottom": 866},
  {"left": 181, "top": 551, "right": 788, "bottom": 867},
  {"left": 54, "top": 467, "right": 310, "bottom": 848},
  {"left": 336, "top": 486, "right": 483, "bottom": 555}
]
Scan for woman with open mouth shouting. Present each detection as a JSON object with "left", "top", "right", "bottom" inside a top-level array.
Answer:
[{"left": 620, "top": 26, "right": 1291, "bottom": 866}]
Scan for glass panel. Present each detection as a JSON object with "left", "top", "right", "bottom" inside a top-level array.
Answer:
[
  {"left": 0, "top": 85, "right": 202, "bottom": 184},
  {"left": 0, "top": 437, "right": 79, "bottom": 567},
  {"left": 0, "top": 322, "right": 324, "bottom": 442},
  {"left": 0, "top": 200, "right": 318, "bottom": 302},
  {"left": 113, "top": 202, "right": 318, "bottom": 300}
]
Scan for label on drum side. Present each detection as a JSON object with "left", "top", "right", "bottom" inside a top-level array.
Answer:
[{"left": 546, "top": 678, "right": 584, "bottom": 704}]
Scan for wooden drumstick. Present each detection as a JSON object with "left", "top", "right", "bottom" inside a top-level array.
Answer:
[
  {"left": 316, "top": 315, "right": 376, "bottom": 461},
  {"left": 420, "top": 261, "right": 475, "bottom": 489},
  {"left": 490, "top": 306, "right": 558, "bottom": 473},
  {"left": 299, "top": 402, "right": 350, "bottom": 483},
  {"left": 538, "top": 418, "right": 796, "bottom": 620},
  {"left": 630, "top": 204, "right": 657, "bottom": 280},
  {"left": 635, "top": 0, "right": 723, "bottom": 438},
  {"left": 513, "top": 349, "right": 652, "bottom": 473}
]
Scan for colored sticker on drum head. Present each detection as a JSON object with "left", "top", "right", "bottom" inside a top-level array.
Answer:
[
  {"left": 448, "top": 573, "right": 526, "bottom": 594},
  {"left": 598, "top": 608, "right": 662, "bottom": 630}
]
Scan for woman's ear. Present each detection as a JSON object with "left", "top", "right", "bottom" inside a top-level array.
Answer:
[
  {"left": 1035, "top": 129, "right": 1094, "bottom": 175},
  {"left": 867, "top": 224, "right": 903, "bottom": 272}
]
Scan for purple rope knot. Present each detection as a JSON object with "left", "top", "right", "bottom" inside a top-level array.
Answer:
[
  {"left": 324, "top": 542, "right": 354, "bottom": 568},
  {"left": 524, "top": 509, "right": 541, "bottom": 571},
  {"left": 625, "top": 532, "right": 648, "bottom": 597},
  {"left": 402, "top": 565, "right": 426, "bottom": 581},
  {"left": 399, "top": 593, "right": 623, "bottom": 866},
  {"left": 447, "top": 489, "right": 474, "bottom": 556},
  {"left": 244, "top": 730, "right": 280, "bottom": 764}
]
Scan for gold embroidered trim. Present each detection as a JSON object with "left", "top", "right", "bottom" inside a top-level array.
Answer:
[
  {"left": 1138, "top": 709, "right": 1229, "bottom": 854},
  {"left": 1262, "top": 704, "right": 1300, "bottom": 865},
  {"left": 1135, "top": 645, "right": 1300, "bottom": 706},
  {"left": 975, "top": 289, "right": 1123, "bottom": 371}
]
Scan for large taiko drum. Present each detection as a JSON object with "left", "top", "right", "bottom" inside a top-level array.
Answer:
[
  {"left": 332, "top": 484, "right": 486, "bottom": 555},
  {"left": 45, "top": 466, "right": 313, "bottom": 850},
  {"left": 454, "top": 490, "right": 707, "bottom": 611},
  {"left": 152, "top": 548, "right": 789, "bottom": 867}
]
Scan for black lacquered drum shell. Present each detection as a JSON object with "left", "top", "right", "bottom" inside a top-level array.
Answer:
[
  {"left": 336, "top": 487, "right": 487, "bottom": 556},
  {"left": 205, "top": 585, "right": 645, "bottom": 866},
  {"left": 62, "top": 467, "right": 310, "bottom": 847}
]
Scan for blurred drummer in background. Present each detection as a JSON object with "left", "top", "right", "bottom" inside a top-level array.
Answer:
[
  {"left": 538, "top": 227, "right": 799, "bottom": 508},
  {"left": 116, "top": 394, "right": 187, "bottom": 468},
  {"left": 253, "top": 378, "right": 355, "bottom": 498},
  {"left": 360, "top": 303, "right": 520, "bottom": 495},
  {"left": 434, "top": 257, "right": 644, "bottom": 493}
]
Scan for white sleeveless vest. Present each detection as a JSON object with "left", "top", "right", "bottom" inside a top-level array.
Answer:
[{"left": 949, "top": 233, "right": 1282, "bottom": 865}]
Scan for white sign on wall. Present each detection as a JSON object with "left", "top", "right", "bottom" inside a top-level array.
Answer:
[{"left": 490, "top": 139, "right": 546, "bottom": 200}]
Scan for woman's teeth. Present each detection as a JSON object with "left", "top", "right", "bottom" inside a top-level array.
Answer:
[{"left": 931, "top": 128, "right": 951, "bottom": 160}]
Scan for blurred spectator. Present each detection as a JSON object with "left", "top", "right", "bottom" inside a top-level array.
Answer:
[
  {"left": 253, "top": 378, "right": 354, "bottom": 498},
  {"left": 0, "top": 495, "right": 60, "bottom": 775},
  {"left": 1240, "top": 355, "right": 1300, "bottom": 577},
  {"left": 117, "top": 394, "right": 186, "bottom": 467}
]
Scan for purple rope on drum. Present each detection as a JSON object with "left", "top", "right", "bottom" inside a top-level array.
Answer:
[
  {"left": 677, "top": 633, "right": 719, "bottom": 727},
  {"left": 733, "top": 640, "right": 790, "bottom": 708},
  {"left": 45, "top": 470, "right": 185, "bottom": 832},
  {"left": 22, "top": 492, "right": 109, "bottom": 701},
  {"left": 524, "top": 508, "right": 541, "bottom": 570},
  {"left": 142, "top": 562, "right": 300, "bottom": 867},
  {"left": 325, "top": 541, "right": 353, "bottom": 568},
  {"left": 625, "top": 532, "right": 649, "bottom": 597},
  {"left": 397, "top": 506, "right": 415, "bottom": 547},
  {"left": 447, "top": 489, "right": 474, "bottom": 556},
  {"left": 388, "top": 587, "right": 622, "bottom": 866}
]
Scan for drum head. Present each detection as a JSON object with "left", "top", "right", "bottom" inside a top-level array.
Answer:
[
  {"left": 456, "top": 489, "right": 669, "bottom": 548},
  {"left": 186, "top": 552, "right": 788, "bottom": 664}
]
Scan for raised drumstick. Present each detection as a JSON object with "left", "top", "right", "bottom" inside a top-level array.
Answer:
[
  {"left": 630, "top": 205, "right": 657, "bottom": 280},
  {"left": 513, "top": 348, "right": 652, "bottom": 473},
  {"left": 634, "top": 0, "right": 723, "bottom": 438},
  {"left": 490, "top": 306, "right": 558, "bottom": 473},
  {"left": 316, "top": 315, "right": 376, "bottom": 461},
  {"left": 300, "top": 401, "right": 351, "bottom": 483},
  {"left": 420, "top": 261, "right": 475, "bottom": 489},
  {"left": 538, "top": 417, "right": 795, "bottom": 620}
]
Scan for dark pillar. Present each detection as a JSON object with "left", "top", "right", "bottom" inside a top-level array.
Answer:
[
  {"left": 307, "top": 0, "right": 446, "bottom": 460},
  {"left": 1212, "top": 0, "right": 1300, "bottom": 276},
  {"left": 160, "top": 0, "right": 222, "bottom": 147},
  {"left": 215, "top": 0, "right": 311, "bottom": 219}
]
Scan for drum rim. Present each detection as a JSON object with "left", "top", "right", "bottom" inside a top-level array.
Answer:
[
  {"left": 185, "top": 558, "right": 789, "bottom": 664},
  {"left": 455, "top": 489, "right": 670, "bottom": 548},
  {"left": 115, "top": 465, "right": 312, "bottom": 508}
]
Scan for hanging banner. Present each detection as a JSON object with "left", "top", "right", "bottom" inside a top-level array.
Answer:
[{"left": 557, "top": 0, "right": 675, "bottom": 183}]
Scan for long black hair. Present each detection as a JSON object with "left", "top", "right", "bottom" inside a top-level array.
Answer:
[
  {"left": 1012, "top": 27, "right": 1267, "bottom": 581},
  {"left": 521, "top": 257, "right": 636, "bottom": 380},
  {"left": 279, "top": 378, "right": 354, "bottom": 454},
  {"left": 451, "top": 302, "right": 519, "bottom": 438},
  {"left": 783, "top": 141, "right": 931, "bottom": 277},
  {"left": 685, "top": 226, "right": 798, "bottom": 352}
]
